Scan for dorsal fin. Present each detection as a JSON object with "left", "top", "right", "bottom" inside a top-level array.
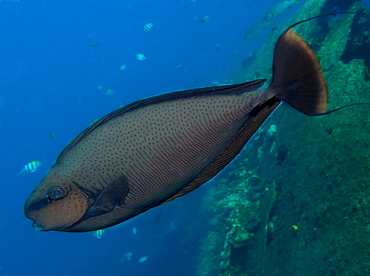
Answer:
[{"left": 56, "top": 79, "right": 266, "bottom": 163}]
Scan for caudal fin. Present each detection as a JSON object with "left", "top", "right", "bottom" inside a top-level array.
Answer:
[{"left": 268, "top": 22, "right": 328, "bottom": 116}]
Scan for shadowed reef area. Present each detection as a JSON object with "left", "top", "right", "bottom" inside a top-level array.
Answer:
[{"left": 197, "top": 0, "right": 370, "bottom": 275}]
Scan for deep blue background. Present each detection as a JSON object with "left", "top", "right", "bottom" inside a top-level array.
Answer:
[{"left": 1, "top": 0, "right": 369, "bottom": 275}]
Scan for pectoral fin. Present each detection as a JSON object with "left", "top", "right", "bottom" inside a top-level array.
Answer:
[{"left": 87, "top": 174, "right": 130, "bottom": 217}]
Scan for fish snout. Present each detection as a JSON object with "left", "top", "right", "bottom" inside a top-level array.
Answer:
[
  {"left": 24, "top": 186, "right": 90, "bottom": 232},
  {"left": 32, "top": 222, "right": 45, "bottom": 232},
  {"left": 24, "top": 200, "right": 49, "bottom": 231}
]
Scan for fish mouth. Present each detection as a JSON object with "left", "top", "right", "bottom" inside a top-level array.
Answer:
[
  {"left": 32, "top": 222, "right": 46, "bottom": 232},
  {"left": 31, "top": 222, "right": 67, "bottom": 232},
  {"left": 31, "top": 220, "right": 78, "bottom": 232}
]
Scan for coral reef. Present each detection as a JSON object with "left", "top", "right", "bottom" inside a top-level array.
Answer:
[{"left": 197, "top": 1, "right": 370, "bottom": 275}]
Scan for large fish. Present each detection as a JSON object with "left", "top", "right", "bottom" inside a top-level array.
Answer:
[{"left": 24, "top": 18, "right": 328, "bottom": 232}]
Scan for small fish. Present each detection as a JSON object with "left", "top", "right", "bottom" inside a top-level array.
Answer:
[
  {"left": 119, "top": 64, "right": 126, "bottom": 72},
  {"left": 120, "top": 252, "right": 132, "bottom": 262},
  {"left": 93, "top": 229, "right": 106, "bottom": 239},
  {"left": 276, "top": 145, "right": 289, "bottom": 165},
  {"left": 48, "top": 132, "right": 56, "bottom": 141},
  {"left": 90, "top": 41, "right": 99, "bottom": 47},
  {"left": 155, "top": 212, "right": 163, "bottom": 222},
  {"left": 138, "top": 256, "right": 148, "bottom": 263},
  {"left": 244, "top": 20, "right": 273, "bottom": 41},
  {"left": 200, "top": 15, "right": 209, "bottom": 23},
  {"left": 105, "top": 88, "right": 114, "bottom": 96},
  {"left": 136, "top": 53, "right": 146, "bottom": 61},
  {"left": 17, "top": 161, "right": 42, "bottom": 176},
  {"left": 132, "top": 227, "right": 137, "bottom": 234},
  {"left": 96, "top": 85, "right": 103, "bottom": 90},
  {"left": 143, "top": 22, "right": 153, "bottom": 32},
  {"left": 241, "top": 52, "right": 257, "bottom": 69},
  {"left": 25, "top": 16, "right": 334, "bottom": 232},
  {"left": 263, "top": 0, "right": 300, "bottom": 22}
]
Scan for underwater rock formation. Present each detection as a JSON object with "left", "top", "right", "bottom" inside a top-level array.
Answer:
[
  {"left": 197, "top": 0, "right": 370, "bottom": 275},
  {"left": 341, "top": 10, "right": 370, "bottom": 70}
]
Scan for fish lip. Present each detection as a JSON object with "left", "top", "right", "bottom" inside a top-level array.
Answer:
[
  {"left": 32, "top": 222, "right": 46, "bottom": 232},
  {"left": 32, "top": 222, "right": 67, "bottom": 232},
  {"left": 32, "top": 221, "right": 75, "bottom": 232}
]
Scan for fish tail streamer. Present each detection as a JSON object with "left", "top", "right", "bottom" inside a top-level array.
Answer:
[{"left": 268, "top": 26, "right": 328, "bottom": 116}]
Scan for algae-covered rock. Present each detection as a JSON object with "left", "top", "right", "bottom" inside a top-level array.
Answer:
[{"left": 197, "top": 1, "right": 370, "bottom": 275}]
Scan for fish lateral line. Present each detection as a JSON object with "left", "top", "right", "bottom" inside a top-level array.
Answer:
[{"left": 54, "top": 79, "right": 268, "bottom": 164}]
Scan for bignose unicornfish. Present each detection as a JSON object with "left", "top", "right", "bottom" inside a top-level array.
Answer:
[{"left": 24, "top": 17, "right": 330, "bottom": 232}]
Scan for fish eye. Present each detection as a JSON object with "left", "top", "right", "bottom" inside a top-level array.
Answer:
[{"left": 48, "top": 186, "right": 65, "bottom": 200}]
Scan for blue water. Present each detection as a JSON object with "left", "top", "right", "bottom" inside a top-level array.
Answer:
[{"left": 1, "top": 0, "right": 370, "bottom": 275}]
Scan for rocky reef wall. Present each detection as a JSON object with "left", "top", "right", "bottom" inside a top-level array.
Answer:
[{"left": 197, "top": 1, "right": 370, "bottom": 275}]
